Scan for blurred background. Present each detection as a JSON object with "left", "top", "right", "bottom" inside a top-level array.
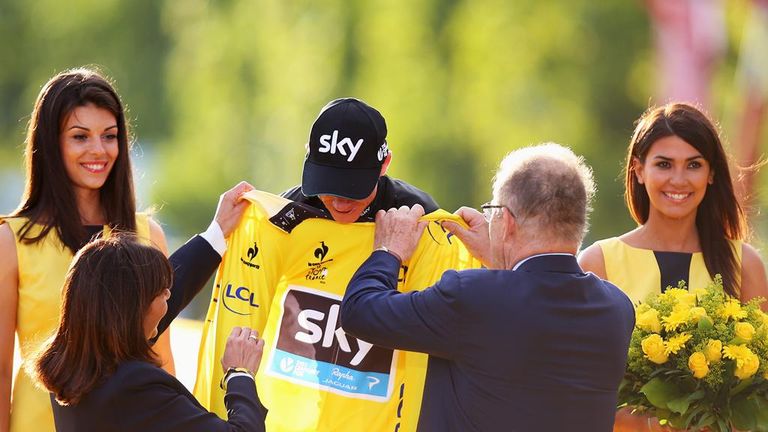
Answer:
[{"left": 1, "top": 0, "right": 767, "bottom": 324}]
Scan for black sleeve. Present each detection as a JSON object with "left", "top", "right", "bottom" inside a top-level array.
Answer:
[
  {"left": 155, "top": 235, "right": 221, "bottom": 338},
  {"left": 340, "top": 250, "right": 464, "bottom": 359},
  {"left": 113, "top": 368, "right": 266, "bottom": 432}
]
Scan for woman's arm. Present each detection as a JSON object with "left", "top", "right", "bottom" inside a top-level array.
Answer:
[
  {"left": 577, "top": 243, "right": 607, "bottom": 279},
  {"left": 740, "top": 242, "right": 768, "bottom": 310},
  {"left": 0, "top": 224, "right": 19, "bottom": 432},
  {"left": 148, "top": 220, "right": 176, "bottom": 376}
]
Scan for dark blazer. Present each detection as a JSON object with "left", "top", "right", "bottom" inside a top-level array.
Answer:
[
  {"left": 341, "top": 252, "right": 635, "bottom": 432},
  {"left": 51, "top": 235, "right": 267, "bottom": 432}
]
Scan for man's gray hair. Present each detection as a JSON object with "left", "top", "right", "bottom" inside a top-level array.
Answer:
[{"left": 492, "top": 143, "right": 596, "bottom": 246}]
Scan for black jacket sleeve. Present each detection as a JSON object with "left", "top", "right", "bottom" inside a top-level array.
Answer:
[
  {"left": 155, "top": 235, "right": 221, "bottom": 339},
  {"left": 340, "top": 250, "right": 464, "bottom": 359},
  {"left": 111, "top": 365, "right": 266, "bottom": 432}
]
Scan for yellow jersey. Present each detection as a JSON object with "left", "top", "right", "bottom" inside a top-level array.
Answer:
[{"left": 193, "top": 190, "right": 480, "bottom": 431}]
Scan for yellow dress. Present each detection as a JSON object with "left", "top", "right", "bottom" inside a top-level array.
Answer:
[
  {"left": 2, "top": 215, "right": 150, "bottom": 432},
  {"left": 595, "top": 237, "right": 742, "bottom": 305}
]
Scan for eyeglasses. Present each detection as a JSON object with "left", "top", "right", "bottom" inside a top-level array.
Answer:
[{"left": 480, "top": 202, "right": 513, "bottom": 222}]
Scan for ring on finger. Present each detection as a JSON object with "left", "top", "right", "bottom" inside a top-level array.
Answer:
[{"left": 248, "top": 334, "right": 259, "bottom": 342}]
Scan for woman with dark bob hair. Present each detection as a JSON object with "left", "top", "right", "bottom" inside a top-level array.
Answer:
[
  {"left": 0, "top": 67, "right": 251, "bottom": 431},
  {"left": 31, "top": 234, "right": 266, "bottom": 431},
  {"left": 579, "top": 102, "right": 768, "bottom": 431}
]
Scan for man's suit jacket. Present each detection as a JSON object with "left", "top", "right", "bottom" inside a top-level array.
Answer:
[
  {"left": 341, "top": 252, "right": 635, "bottom": 432},
  {"left": 51, "top": 236, "right": 267, "bottom": 432}
]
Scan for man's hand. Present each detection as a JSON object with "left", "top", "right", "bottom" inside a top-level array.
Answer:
[
  {"left": 221, "top": 326, "right": 264, "bottom": 375},
  {"left": 214, "top": 181, "right": 255, "bottom": 238},
  {"left": 373, "top": 204, "right": 428, "bottom": 262},
  {"left": 442, "top": 207, "right": 492, "bottom": 267}
]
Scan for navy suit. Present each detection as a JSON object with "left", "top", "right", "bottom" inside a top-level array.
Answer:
[
  {"left": 51, "top": 236, "right": 267, "bottom": 432},
  {"left": 341, "top": 252, "right": 635, "bottom": 432}
]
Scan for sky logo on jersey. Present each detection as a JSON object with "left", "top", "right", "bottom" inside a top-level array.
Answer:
[
  {"left": 221, "top": 282, "right": 260, "bottom": 315},
  {"left": 266, "top": 286, "right": 396, "bottom": 400}
]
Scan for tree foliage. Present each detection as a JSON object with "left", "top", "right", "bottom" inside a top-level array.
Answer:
[{"left": 0, "top": 0, "right": 761, "bottom": 248}]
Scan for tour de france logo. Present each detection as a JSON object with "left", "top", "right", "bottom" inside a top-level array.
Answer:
[
  {"left": 306, "top": 241, "right": 333, "bottom": 283},
  {"left": 240, "top": 241, "right": 260, "bottom": 269}
]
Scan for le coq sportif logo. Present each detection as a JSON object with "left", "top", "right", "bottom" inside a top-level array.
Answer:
[
  {"left": 240, "top": 241, "right": 260, "bottom": 269},
  {"left": 314, "top": 241, "right": 329, "bottom": 261}
]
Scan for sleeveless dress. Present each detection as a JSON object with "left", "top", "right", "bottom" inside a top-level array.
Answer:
[
  {"left": 595, "top": 237, "right": 743, "bottom": 305},
  {"left": 2, "top": 215, "right": 150, "bottom": 432}
]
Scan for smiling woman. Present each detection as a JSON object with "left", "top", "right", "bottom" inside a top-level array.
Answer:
[
  {"left": 634, "top": 135, "right": 713, "bottom": 222},
  {"left": 578, "top": 102, "right": 768, "bottom": 431},
  {"left": 0, "top": 68, "right": 177, "bottom": 432},
  {"left": 59, "top": 104, "right": 120, "bottom": 200}
]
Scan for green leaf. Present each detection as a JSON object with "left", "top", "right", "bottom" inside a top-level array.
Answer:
[
  {"left": 752, "top": 396, "right": 768, "bottom": 431},
  {"left": 716, "top": 417, "right": 730, "bottom": 432},
  {"left": 698, "top": 316, "right": 714, "bottom": 331},
  {"left": 730, "top": 377, "right": 754, "bottom": 396},
  {"left": 687, "top": 389, "right": 706, "bottom": 402},
  {"left": 695, "top": 411, "right": 715, "bottom": 429},
  {"left": 683, "top": 404, "right": 708, "bottom": 428},
  {"left": 731, "top": 396, "right": 757, "bottom": 431},
  {"left": 640, "top": 378, "right": 684, "bottom": 409},
  {"left": 667, "top": 396, "right": 692, "bottom": 415}
]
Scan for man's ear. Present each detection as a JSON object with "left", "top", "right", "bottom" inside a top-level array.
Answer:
[
  {"left": 632, "top": 156, "right": 645, "bottom": 185},
  {"left": 380, "top": 152, "right": 393, "bottom": 176},
  {"left": 501, "top": 206, "right": 516, "bottom": 240}
]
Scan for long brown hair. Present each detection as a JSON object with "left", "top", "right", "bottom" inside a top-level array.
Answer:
[
  {"left": 625, "top": 103, "right": 745, "bottom": 296},
  {"left": 32, "top": 234, "right": 172, "bottom": 406},
  {"left": 10, "top": 67, "right": 136, "bottom": 253}
]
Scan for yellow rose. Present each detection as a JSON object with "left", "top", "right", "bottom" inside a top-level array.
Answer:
[
  {"left": 637, "top": 308, "right": 662, "bottom": 333},
  {"left": 734, "top": 322, "right": 756, "bottom": 342},
  {"left": 688, "top": 352, "right": 709, "bottom": 379},
  {"left": 704, "top": 340, "right": 722, "bottom": 363},
  {"left": 723, "top": 345, "right": 761, "bottom": 380},
  {"left": 687, "top": 306, "right": 707, "bottom": 323},
  {"left": 642, "top": 334, "right": 669, "bottom": 364},
  {"left": 661, "top": 288, "right": 688, "bottom": 304},
  {"left": 678, "top": 292, "right": 697, "bottom": 309},
  {"left": 760, "top": 312, "right": 768, "bottom": 328},
  {"left": 735, "top": 352, "right": 760, "bottom": 380}
]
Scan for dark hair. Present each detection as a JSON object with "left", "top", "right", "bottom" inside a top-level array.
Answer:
[
  {"left": 625, "top": 103, "right": 745, "bottom": 296},
  {"left": 32, "top": 234, "right": 172, "bottom": 406},
  {"left": 10, "top": 67, "right": 136, "bottom": 253}
]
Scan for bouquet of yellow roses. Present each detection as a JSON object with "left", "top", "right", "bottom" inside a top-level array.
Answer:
[{"left": 618, "top": 275, "right": 768, "bottom": 431}]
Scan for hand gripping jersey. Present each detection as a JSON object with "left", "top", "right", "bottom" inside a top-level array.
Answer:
[{"left": 193, "top": 190, "right": 480, "bottom": 431}]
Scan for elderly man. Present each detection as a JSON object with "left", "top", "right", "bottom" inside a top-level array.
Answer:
[{"left": 340, "top": 143, "right": 635, "bottom": 432}]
